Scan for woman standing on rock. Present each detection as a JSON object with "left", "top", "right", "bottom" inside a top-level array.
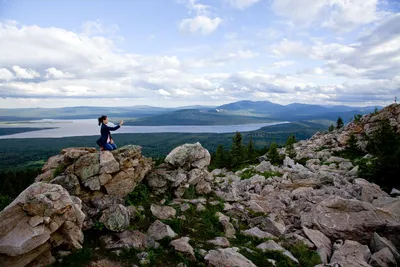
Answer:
[{"left": 96, "top": 115, "right": 124, "bottom": 151}]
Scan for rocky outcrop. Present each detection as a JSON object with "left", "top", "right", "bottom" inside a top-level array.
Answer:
[
  {"left": 204, "top": 248, "right": 257, "bottom": 267},
  {"left": 0, "top": 182, "right": 84, "bottom": 267},
  {"left": 37, "top": 145, "right": 153, "bottom": 200},
  {"left": 146, "top": 142, "right": 213, "bottom": 197}
]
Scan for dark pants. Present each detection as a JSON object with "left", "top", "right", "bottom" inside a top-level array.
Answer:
[{"left": 103, "top": 143, "right": 117, "bottom": 151}]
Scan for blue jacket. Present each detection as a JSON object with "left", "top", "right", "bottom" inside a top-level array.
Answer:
[{"left": 96, "top": 123, "right": 120, "bottom": 146}]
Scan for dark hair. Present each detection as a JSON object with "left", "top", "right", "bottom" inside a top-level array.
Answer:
[{"left": 98, "top": 115, "right": 107, "bottom": 126}]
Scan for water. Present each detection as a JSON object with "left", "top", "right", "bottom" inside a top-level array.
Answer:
[{"left": 0, "top": 119, "right": 290, "bottom": 139}]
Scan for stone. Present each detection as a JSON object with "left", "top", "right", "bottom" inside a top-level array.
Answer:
[
  {"left": 390, "top": 188, "right": 400, "bottom": 197},
  {"left": 50, "top": 174, "right": 81, "bottom": 195},
  {"left": 102, "top": 230, "right": 156, "bottom": 251},
  {"left": 165, "top": 142, "right": 211, "bottom": 170},
  {"left": 255, "top": 161, "right": 272, "bottom": 173},
  {"left": 204, "top": 248, "right": 257, "bottom": 267},
  {"left": 150, "top": 204, "right": 176, "bottom": 220},
  {"left": 301, "top": 196, "right": 400, "bottom": 247},
  {"left": 74, "top": 153, "right": 100, "bottom": 181},
  {"left": 370, "top": 232, "right": 400, "bottom": 259},
  {"left": 180, "top": 203, "right": 191, "bottom": 212},
  {"left": 207, "top": 237, "right": 231, "bottom": 247},
  {"left": 99, "top": 204, "right": 130, "bottom": 232},
  {"left": 147, "top": 220, "right": 177, "bottom": 241},
  {"left": 339, "top": 161, "right": 353, "bottom": 170},
  {"left": 241, "top": 227, "right": 275, "bottom": 239},
  {"left": 100, "top": 151, "right": 120, "bottom": 174},
  {"left": 249, "top": 216, "right": 286, "bottom": 237},
  {"left": 355, "top": 178, "right": 389, "bottom": 203},
  {"left": 330, "top": 240, "right": 371, "bottom": 267},
  {"left": 256, "top": 240, "right": 299, "bottom": 264},
  {"left": 369, "top": 248, "right": 397, "bottom": 267},
  {"left": 0, "top": 182, "right": 84, "bottom": 267},
  {"left": 302, "top": 226, "right": 332, "bottom": 264},
  {"left": 196, "top": 180, "right": 212, "bottom": 194},
  {"left": 170, "top": 237, "right": 196, "bottom": 261}
]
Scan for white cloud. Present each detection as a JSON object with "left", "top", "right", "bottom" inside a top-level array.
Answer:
[
  {"left": 272, "top": 0, "right": 390, "bottom": 32},
  {"left": 45, "top": 68, "right": 75, "bottom": 79},
  {"left": 81, "top": 20, "right": 119, "bottom": 36},
  {"left": 179, "top": 15, "right": 222, "bottom": 35},
  {"left": 272, "top": 61, "right": 295, "bottom": 68},
  {"left": 12, "top": 66, "right": 40, "bottom": 79},
  {"left": 227, "top": 50, "right": 259, "bottom": 59},
  {"left": 0, "top": 68, "right": 14, "bottom": 81},
  {"left": 158, "top": 89, "right": 171, "bottom": 96},
  {"left": 224, "top": 0, "right": 261, "bottom": 9},
  {"left": 270, "top": 39, "right": 310, "bottom": 58}
]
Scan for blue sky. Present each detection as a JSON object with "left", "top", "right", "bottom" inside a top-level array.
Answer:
[{"left": 0, "top": 0, "right": 399, "bottom": 108}]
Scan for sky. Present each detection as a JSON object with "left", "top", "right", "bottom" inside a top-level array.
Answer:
[{"left": 0, "top": 0, "right": 399, "bottom": 108}]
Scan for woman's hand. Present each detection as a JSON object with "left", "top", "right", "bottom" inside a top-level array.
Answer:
[{"left": 120, "top": 120, "right": 124, "bottom": 126}]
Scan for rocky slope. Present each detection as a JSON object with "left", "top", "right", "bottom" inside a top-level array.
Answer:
[{"left": 1, "top": 104, "right": 400, "bottom": 267}]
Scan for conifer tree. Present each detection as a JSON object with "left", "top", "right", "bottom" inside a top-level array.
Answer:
[
  {"left": 268, "top": 142, "right": 281, "bottom": 165},
  {"left": 328, "top": 124, "right": 335, "bottom": 132},
  {"left": 230, "top": 131, "right": 244, "bottom": 168},
  {"left": 246, "top": 137, "right": 256, "bottom": 161},
  {"left": 336, "top": 117, "right": 344, "bottom": 129},
  {"left": 285, "top": 134, "right": 297, "bottom": 159},
  {"left": 215, "top": 144, "right": 225, "bottom": 168}
]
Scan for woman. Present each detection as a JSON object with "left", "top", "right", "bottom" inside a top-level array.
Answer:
[{"left": 96, "top": 115, "right": 124, "bottom": 151}]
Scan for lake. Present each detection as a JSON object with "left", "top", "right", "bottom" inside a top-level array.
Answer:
[{"left": 0, "top": 119, "right": 290, "bottom": 139}]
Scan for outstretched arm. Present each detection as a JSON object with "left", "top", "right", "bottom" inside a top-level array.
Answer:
[{"left": 105, "top": 124, "right": 121, "bottom": 131}]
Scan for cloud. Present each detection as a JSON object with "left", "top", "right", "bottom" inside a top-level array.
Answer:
[
  {"left": 223, "top": 0, "right": 261, "bottom": 9},
  {"left": 81, "top": 20, "right": 119, "bottom": 36},
  {"left": 179, "top": 16, "right": 223, "bottom": 35},
  {"left": 272, "top": 0, "right": 390, "bottom": 32},
  {"left": 270, "top": 39, "right": 310, "bottom": 58},
  {"left": 178, "top": 0, "right": 222, "bottom": 35},
  {"left": 158, "top": 89, "right": 171, "bottom": 96},
  {"left": 12, "top": 66, "right": 40, "bottom": 79},
  {"left": 0, "top": 68, "right": 13, "bottom": 81},
  {"left": 45, "top": 68, "right": 75, "bottom": 79}
]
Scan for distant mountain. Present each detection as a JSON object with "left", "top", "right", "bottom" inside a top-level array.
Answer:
[
  {"left": 0, "top": 100, "right": 383, "bottom": 124},
  {"left": 125, "top": 109, "right": 276, "bottom": 126}
]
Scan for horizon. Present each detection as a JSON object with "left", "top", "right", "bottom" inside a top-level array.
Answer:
[{"left": 0, "top": 0, "right": 399, "bottom": 108}]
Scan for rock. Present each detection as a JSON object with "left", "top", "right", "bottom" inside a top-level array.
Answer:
[
  {"left": 180, "top": 203, "right": 191, "bottom": 212},
  {"left": 326, "top": 156, "right": 346, "bottom": 164},
  {"left": 330, "top": 240, "right": 371, "bottom": 267},
  {"left": 348, "top": 166, "right": 359, "bottom": 176},
  {"left": 248, "top": 216, "right": 286, "bottom": 237},
  {"left": 50, "top": 174, "right": 81, "bottom": 196},
  {"left": 102, "top": 230, "right": 156, "bottom": 251},
  {"left": 256, "top": 240, "right": 299, "bottom": 264},
  {"left": 204, "top": 248, "right": 257, "bottom": 267},
  {"left": 221, "top": 220, "right": 236, "bottom": 238},
  {"left": 0, "top": 182, "right": 84, "bottom": 267},
  {"left": 196, "top": 180, "right": 212, "bottom": 194},
  {"left": 241, "top": 227, "right": 275, "bottom": 239},
  {"left": 338, "top": 161, "right": 353, "bottom": 170},
  {"left": 355, "top": 178, "right": 389, "bottom": 203},
  {"left": 303, "top": 226, "right": 332, "bottom": 264},
  {"left": 373, "top": 197, "right": 400, "bottom": 215},
  {"left": 137, "top": 251, "right": 150, "bottom": 265},
  {"left": 165, "top": 142, "right": 211, "bottom": 170},
  {"left": 390, "top": 188, "right": 400, "bottom": 197},
  {"left": 147, "top": 220, "right": 177, "bottom": 241},
  {"left": 99, "top": 204, "right": 130, "bottom": 232},
  {"left": 255, "top": 161, "right": 272, "bottom": 172},
  {"left": 74, "top": 153, "right": 100, "bottom": 181},
  {"left": 170, "top": 237, "right": 195, "bottom": 261},
  {"left": 369, "top": 247, "right": 397, "bottom": 267},
  {"left": 370, "top": 232, "right": 400, "bottom": 259},
  {"left": 150, "top": 204, "right": 176, "bottom": 220},
  {"left": 207, "top": 237, "right": 231, "bottom": 247},
  {"left": 301, "top": 196, "right": 400, "bottom": 247},
  {"left": 100, "top": 151, "right": 120, "bottom": 174}
]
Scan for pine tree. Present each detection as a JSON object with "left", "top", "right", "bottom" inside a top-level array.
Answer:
[
  {"left": 336, "top": 117, "right": 344, "bottom": 129},
  {"left": 246, "top": 137, "right": 256, "bottom": 161},
  {"left": 215, "top": 144, "right": 225, "bottom": 168},
  {"left": 230, "top": 131, "right": 244, "bottom": 168},
  {"left": 285, "top": 134, "right": 297, "bottom": 159},
  {"left": 328, "top": 124, "right": 335, "bottom": 132},
  {"left": 345, "top": 133, "right": 362, "bottom": 159},
  {"left": 268, "top": 142, "right": 281, "bottom": 165}
]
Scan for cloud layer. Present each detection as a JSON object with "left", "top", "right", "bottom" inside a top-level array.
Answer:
[{"left": 0, "top": 0, "right": 399, "bottom": 108}]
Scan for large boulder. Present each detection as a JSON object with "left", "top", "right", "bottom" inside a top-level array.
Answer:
[
  {"left": 164, "top": 142, "right": 211, "bottom": 170},
  {"left": 204, "top": 248, "right": 257, "bottom": 267},
  {"left": 301, "top": 196, "right": 400, "bottom": 248},
  {"left": 329, "top": 240, "right": 371, "bottom": 267},
  {"left": 0, "top": 182, "right": 85, "bottom": 267},
  {"left": 37, "top": 145, "right": 153, "bottom": 200}
]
